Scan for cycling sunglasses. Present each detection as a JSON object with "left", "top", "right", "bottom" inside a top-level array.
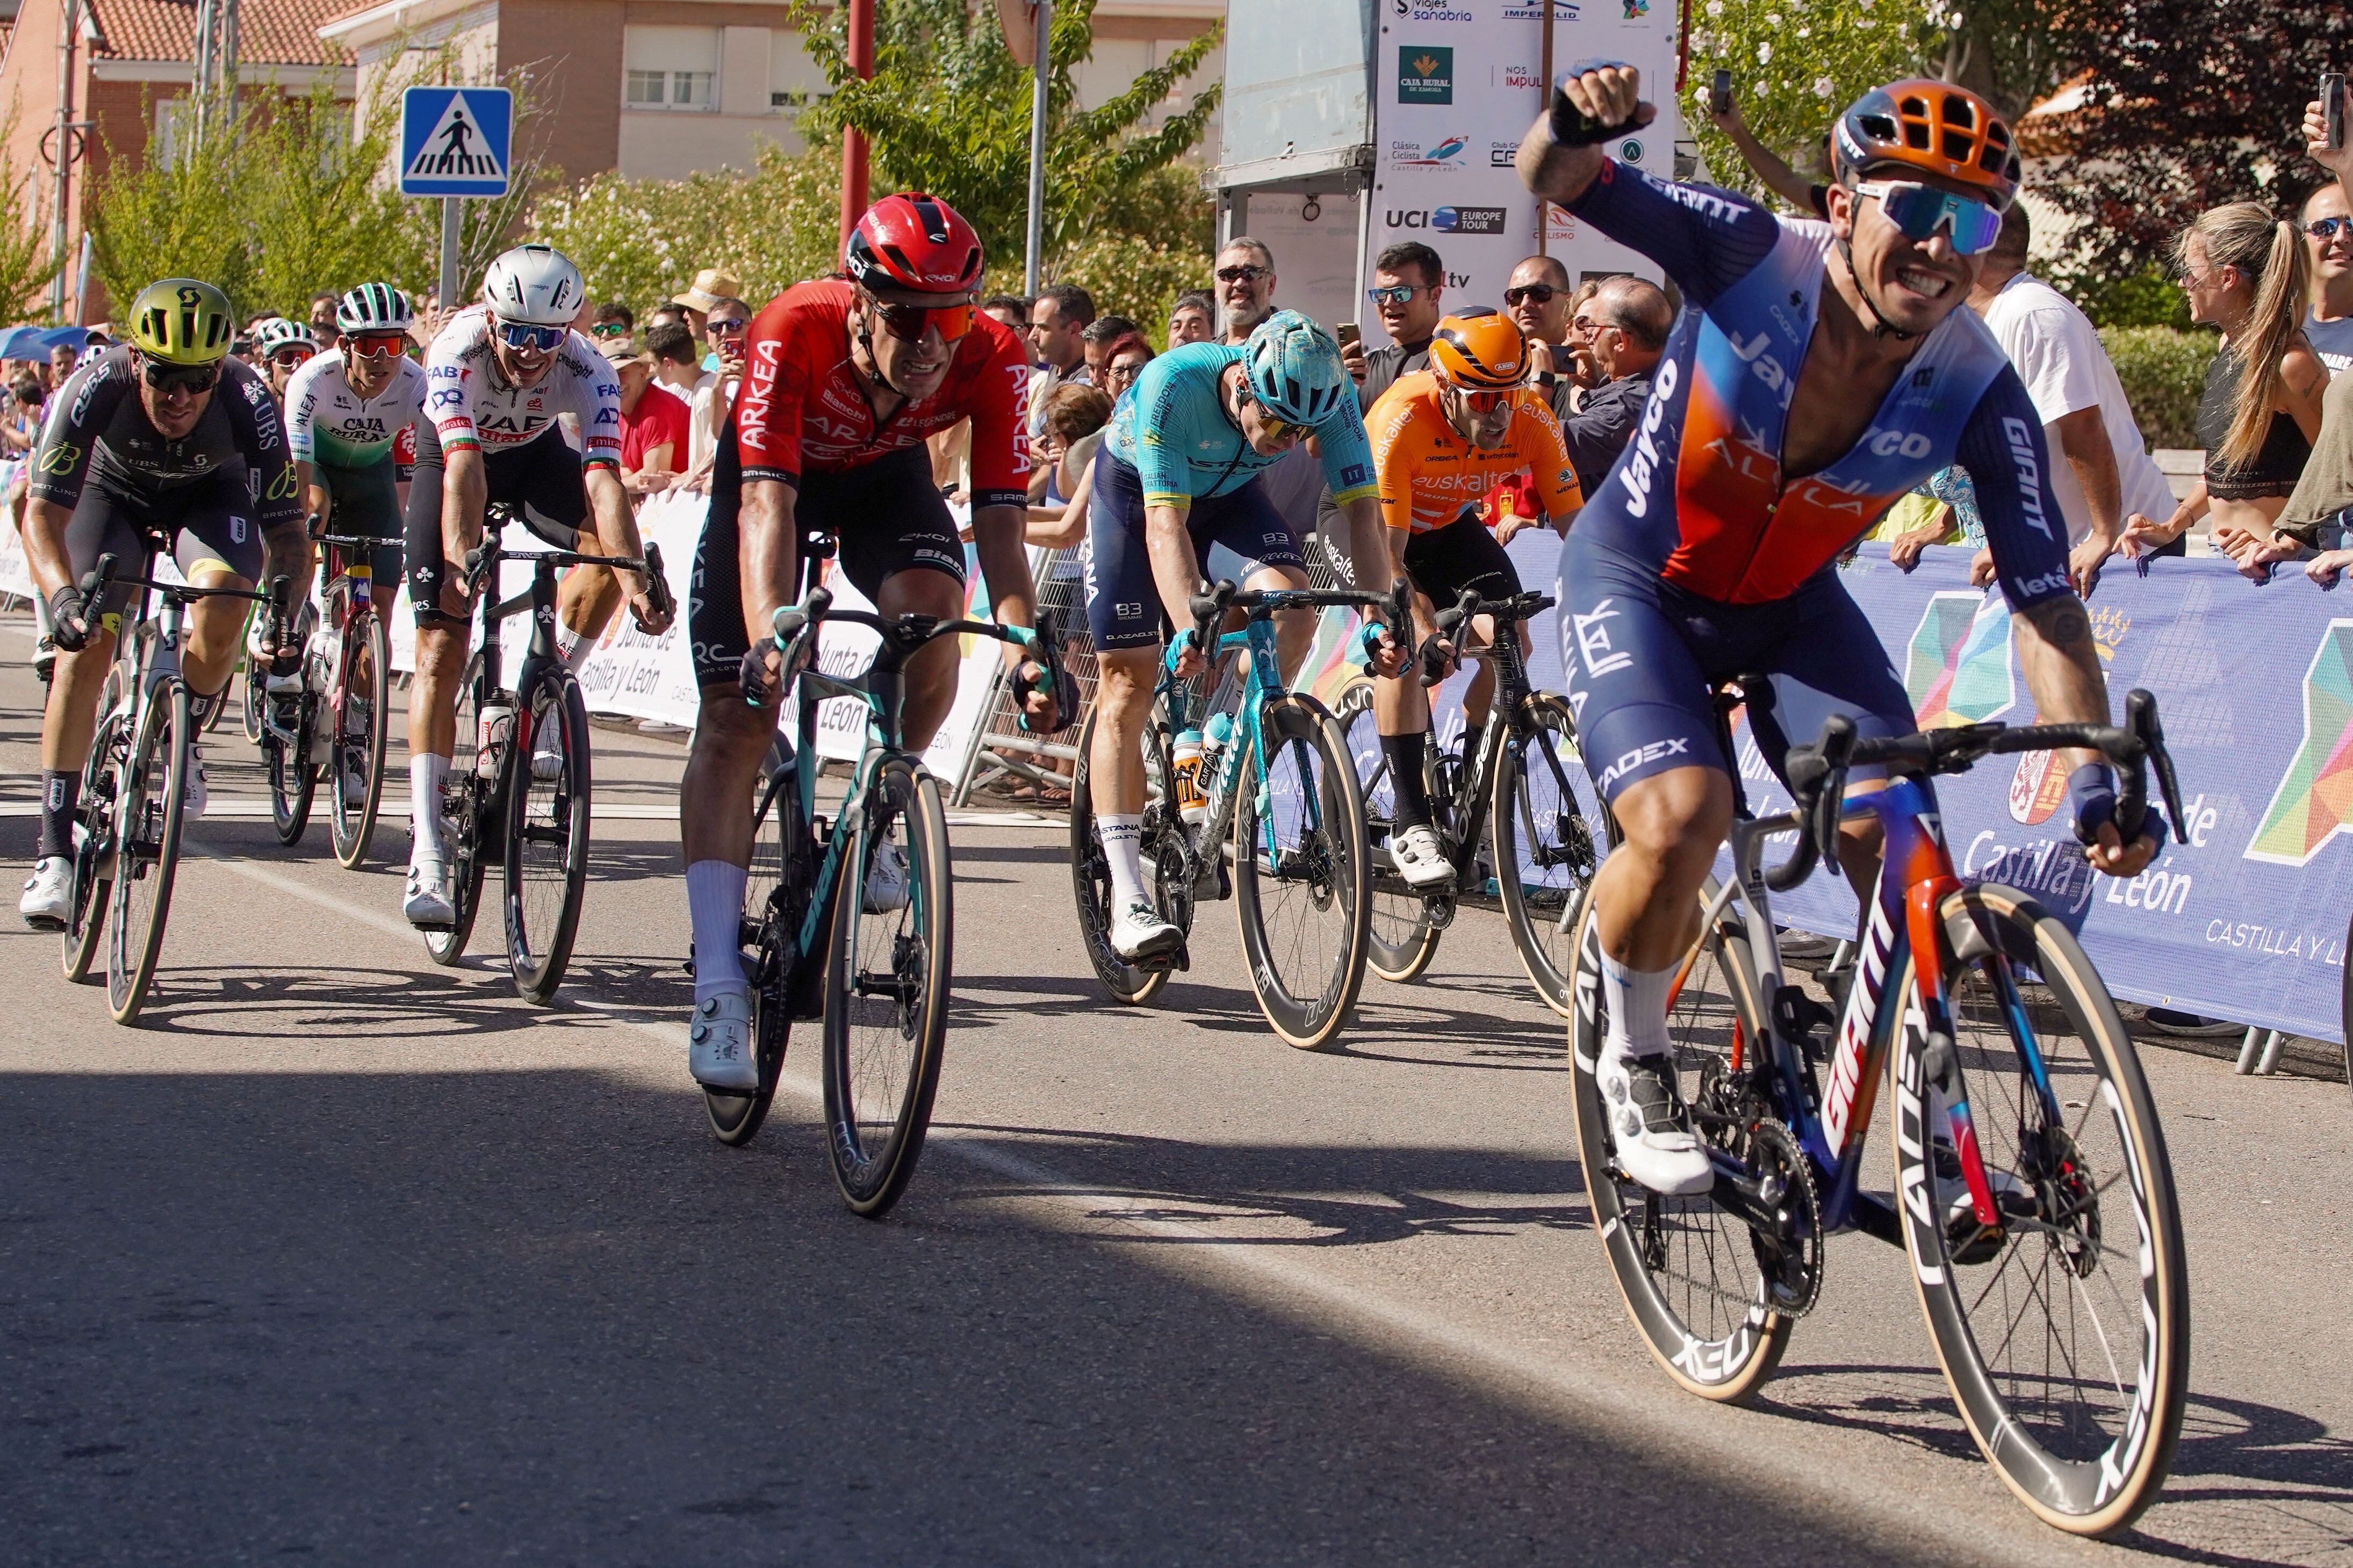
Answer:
[
  {"left": 2309, "top": 215, "right": 2352, "bottom": 242},
  {"left": 348, "top": 331, "right": 409, "bottom": 358},
  {"left": 142, "top": 359, "right": 220, "bottom": 393},
  {"left": 494, "top": 321, "right": 567, "bottom": 352},
  {"left": 1236, "top": 390, "right": 1304, "bottom": 443},
  {"left": 871, "top": 298, "right": 975, "bottom": 344},
  {"left": 269, "top": 347, "right": 316, "bottom": 370},
  {"left": 1448, "top": 386, "right": 1515, "bottom": 414},
  {"left": 1502, "top": 283, "right": 1559, "bottom": 306},
  {"left": 1366, "top": 284, "right": 1429, "bottom": 308},
  {"left": 1853, "top": 180, "right": 2004, "bottom": 255}
]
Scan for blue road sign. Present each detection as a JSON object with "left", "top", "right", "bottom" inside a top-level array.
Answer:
[{"left": 399, "top": 87, "right": 513, "bottom": 198}]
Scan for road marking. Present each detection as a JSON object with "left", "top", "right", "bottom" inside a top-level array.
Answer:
[{"left": 1, "top": 799, "right": 1057, "bottom": 828}]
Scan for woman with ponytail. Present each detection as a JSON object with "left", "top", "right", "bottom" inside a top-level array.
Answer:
[{"left": 2119, "top": 201, "right": 2327, "bottom": 560}]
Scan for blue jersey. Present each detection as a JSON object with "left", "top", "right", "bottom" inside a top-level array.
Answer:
[
  {"left": 1565, "top": 158, "right": 2071, "bottom": 610},
  {"left": 1105, "top": 341, "right": 1379, "bottom": 512}
]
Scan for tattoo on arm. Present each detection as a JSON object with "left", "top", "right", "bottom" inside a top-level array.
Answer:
[{"left": 2026, "top": 598, "right": 2091, "bottom": 648}]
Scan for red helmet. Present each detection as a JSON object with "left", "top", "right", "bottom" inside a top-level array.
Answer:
[{"left": 845, "top": 193, "right": 985, "bottom": 296}]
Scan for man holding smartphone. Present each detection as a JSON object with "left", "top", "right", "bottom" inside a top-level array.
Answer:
[{"left": 2307, "top": 72, "right": 2353, "bottom": 378}]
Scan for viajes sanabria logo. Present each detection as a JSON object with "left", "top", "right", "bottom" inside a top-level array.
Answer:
[{"left": 1398, "top": 47, "right": 1454, "bottom": 104}]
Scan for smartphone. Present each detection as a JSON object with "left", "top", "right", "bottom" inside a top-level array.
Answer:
[
  {"left": 1336, "top": 321, "right": 1362, "bottom": 351},
  {"left": 2326, "top": 71, "right": 2348, "bottom": 153},
  {"left": 1710, "top": 69, "right": 1732, "bottom": 118}
]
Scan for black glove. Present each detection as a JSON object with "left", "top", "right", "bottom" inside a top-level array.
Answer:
[
  {"left": 1548, "top": 61, "right": 1638, "bottom": 147},
  {"left": 47, "top": 586, "right": 92, "bottom": 652},
  {"left": 739, "top": 636, "right": 781, "bottom": 709}
]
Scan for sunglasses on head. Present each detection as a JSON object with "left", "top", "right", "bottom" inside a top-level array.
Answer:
[
  {"left": 1366, "top": 284, "right": 1429, "bottom": 308},
  {"left": 869, "top": 297, "right": 975, "bottom": 344},
  {"left": 2309, "top": 215, "right": 2353, "bottom": 242},
  {"left": 494, "top": 321, "right": 567, "bottom": 352},
  {"left": 1503, "top": 283, "right": 1560, "bottom": 307},
  {"left": 1216, "top": 263, "right": 1272, "bottom": 285},
  {"left": 142, "top": 359, "right": 220, "bottom": 393},
  {"left": 349, "top": 332, "right": 409, "bottom": 358},
  {"left": 1853, "top": 179, "right": 2004, "bottom": 256}
]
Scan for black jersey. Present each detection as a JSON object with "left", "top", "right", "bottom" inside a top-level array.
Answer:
[{"left": 29, "top": 347, "right": 302, "bottom": 529}]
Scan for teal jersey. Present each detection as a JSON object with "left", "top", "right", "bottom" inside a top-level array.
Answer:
[{"left": 1105, "top": 341, "right": 1377, "bottom": 510}]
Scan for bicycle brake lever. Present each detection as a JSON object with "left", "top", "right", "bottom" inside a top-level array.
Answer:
[{"left": 641, "top": 542, "right": 675, "bottom": 619}]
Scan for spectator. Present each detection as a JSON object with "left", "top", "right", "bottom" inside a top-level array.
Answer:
[
  {"left": 1947, "top": 202, "right": 2176, "bottom": 591},
  {"left": 46, "top": 342, "right": 76, "bottom": 389},
  {"left": 1026, "top": 283, "right": 1095, "bottom": 440},
  {"left": 645, "top": 304, "right": 688, "bottom": 336},
  {"left": 308, "top": 292, "right": 342, "bottom": 351},
  {"left": 1707, "top": 86, "right": 1833, "bottom": 218},
  {"left": 604, "top": 339, "right": 690, "bottom": 497},
  {"left": 1096, "top": 331, "right": 1152, "bottom": 405},
  {"left": 1505, "top": 255, "right": 1578, "bottom": 421},
  {"left": 591, "top": 301, "right": 636, "bottom": 348},
  {"left": 1168, "top": 290, "right": 1215, "bottom": 346},
  {"left": 1558, "top": 276, "right": 1671, "bottom": 496},
  {"left": 1344, "top": 240, "right": 1445, "bottom": 401},
  {"left": 2120, "top": 201, "right": 2327, "bottom": 564},
  {"left": 981, "top": 294, "right": 1031, "bottom": 338},
  {"left": 2306, "top": 174, "right": 2353, "bottom": 378},
  {"left": 3, "top": 372, "right": 41, "bottom": 452},
  {"left": 645, "top": 320, "right": 702, "bottom": 404},
  {"left": 1029, "top": 381, "right": 1114, "bottom": 547},
  {"left": 1213, "top": 239, "right": 1278, "bottom": 343},
  {"left": 2259, "top": 100, "right": 2353, "bottom": 577},
  {"left": 687, "top": 296, "right": 751, "bottom": 483},
  {"left": 1081, "top": 315, "right": 1143, "bottom": 383},
  {"left": 671, "top": 266, "right": 742, "bottom": 343}
]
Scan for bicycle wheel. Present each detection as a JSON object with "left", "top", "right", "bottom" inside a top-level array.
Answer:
[
  {"left": 707, "top": 768, "right": 798, "bottom": 1146},
  {"left": 504, "top": 672, "right": 592, "bottom": 1004},
  {"left": 1567, "top": 878, "right": 1795, "bottom": 1401},
  {"left": 328, "top": 607, "right": 391, "bottom": 869},
  {"left": 1233, "top": 693, "right": 1371, "bottom": 1050},
  {"left": 822, "top": 755, "right": 952, "bottom": 1217},
  {"left": 265, "top": 689, "right": 315, "bottom": 846},
  {"left": 1495, "top": 695, "right": 1617, "bottom": 1018},
  {"left": 423, "top": 653, "right": 487, "bottom": 967},
  {"left": 63, "top": 680, "right": 128, "bottom": 984},
  {"left": 107, "top": 681, "right": 192, "bottom": 1025},
  {"left": 1893, "top": 883, "right": 2189, "bottom": 1536},
  {"left": 1068, "top": 704, "right": 1190, "bottom": 1005},
  {"left": 1335, "top": 681, "right": 1441, "bottom": 985}
]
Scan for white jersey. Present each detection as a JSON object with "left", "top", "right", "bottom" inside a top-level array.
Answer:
[
  {"left": 422, "top": 305, "right": 621, "bottom": 466},
  {"left": 285, "top": 351, "right": 427, "bottom": 471}
]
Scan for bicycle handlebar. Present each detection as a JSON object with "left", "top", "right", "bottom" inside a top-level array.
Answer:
[{"left": 767, "top": 586, "right": 1075, "bottom": 724}]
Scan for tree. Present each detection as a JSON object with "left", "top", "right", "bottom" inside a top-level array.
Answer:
[
  {"left": 240, "top": 77, "right": 424, "bottom": 318},
  {"left": 2040, "top": 1, "right": 2351, "bottom": 288},
  {"left": 788, "top": 0, "right": 1219, "bottom": 323},
  {"left": 0, "top": 108, "right": 59, "bottom": 323}
]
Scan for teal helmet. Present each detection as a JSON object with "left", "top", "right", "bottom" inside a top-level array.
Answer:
[{"left": 1242, "top": 309, "right": 1351, "bottom": 427}]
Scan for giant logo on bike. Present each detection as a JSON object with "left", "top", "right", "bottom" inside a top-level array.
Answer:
[{"left": 2244, "top": 619, "right": 2353, "bottom": 866}]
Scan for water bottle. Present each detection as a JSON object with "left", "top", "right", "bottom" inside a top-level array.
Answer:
[
  {"left": 1171, "top": 728, "right": 1207, "bottom": 826},
  {"left": 477, "top": 703, "right": 514, "bottom": 776},
  {"left": 1199, "top": 711, "right": 1234, "bottom": 778}
]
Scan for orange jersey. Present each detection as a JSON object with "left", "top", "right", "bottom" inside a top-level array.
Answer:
[{"left": 1365, "top": 370, "right": 1581, "bottom": 534}]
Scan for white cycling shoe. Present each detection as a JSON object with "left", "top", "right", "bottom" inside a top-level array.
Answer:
[
  {"left": 1109, "top": 898, "right": 1183, "bottom": 963},
  {"left": 689, "top": 990, "right": 760, "bottom": 1090},
  {"left": 1390, "top": 822, "right": 1455, "bottom": 890},
  {"left": 1597, "top": 1039, "right": 1715, "bottom": 1196},
  {"left": 340, "top": 753, "right": 370, "bottom": 808},
  {"left": 404, "top": 858, "right": 455, "bottom": 929},
  {"left": 862, "top": 840, "right": 910, "bottom": 914},
  {"left": 529, "top": 721, "right": 565, "bottom": 783},
  {"left": 19, "top": 856, "right": 72, "bottom": 930},
  {"left": 182, "top": 746, "right": 208, "bottom": 819}
]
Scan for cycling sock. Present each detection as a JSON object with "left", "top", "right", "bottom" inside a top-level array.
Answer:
[
  {"left": 555, "top": 623, "right": 594, "bottom": 675},
  {"left": 1460, "top": 719, "right": 1485, "bottom": 763},
  {"left": 686, "top": 859, "right": 749, "bottom": 1004},
  {"left": 1600, "top": 952, "right": 1676, "bottom": 1059},
  {"left": 186, "top": 682, "right": 226, "bottom": 727},
  {"left": 38, "top": 769, "right": 77, "bottom": 860},
  {"left": 32, "top": 591, "right": 52, "bottom": 639},
  {"left": 1098, "top": 813, "right": 1147, "bottom": 909},
  {"left": 409, "top": 754, "right": 450, "bottom": 861},
  {"left": 1383, "top": 731, "right": 1434, "bottom": 828}
]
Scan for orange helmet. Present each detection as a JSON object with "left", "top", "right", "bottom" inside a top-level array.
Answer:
[
  {"left": 1833, "top": 79, "right": 2020, "bottom": 210},
  {"left": 1429, "top": 309, "right": 1527, "bottom": 391}
]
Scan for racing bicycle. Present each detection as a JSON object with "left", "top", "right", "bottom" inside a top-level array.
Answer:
[
  {"left": 1337, "top": 585, "right": 1614, "bottom": 1013},
  {"left": 420, "top": 506, "right": 670, "bottom": 1003},
  {"left": 702, "top": 580, "right": 1074, "bottom": 1218},
  {"left": 58, "top": 554, "right": 283, "bottom": 1024},
  {"left": 254, "top": 529, "right": 394, "bottom": 865},
  {"left": 1068, "top": 579, "right": 1377, "bottom": 1049},
  {"left": 1565, "top": 678, "right": 2190, "bottom": 1536}
]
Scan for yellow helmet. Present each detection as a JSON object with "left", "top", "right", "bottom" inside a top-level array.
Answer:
[{"left": 127, "top": 278, "right": 235, "bottom": 365}]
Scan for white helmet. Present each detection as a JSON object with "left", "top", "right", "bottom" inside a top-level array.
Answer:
[
  {"left": 251, "top": 316, "right": 319, "bottom": 357},
  {"left": 336, "top": 281, "right": 414, "bottom": 334},
  {"left": 480, "top": 244, "right": 584, "bottom": 327}
]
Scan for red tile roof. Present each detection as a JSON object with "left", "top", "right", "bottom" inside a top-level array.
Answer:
[{"left": 89, "top": 0, "right": 351, "bottom": 66}]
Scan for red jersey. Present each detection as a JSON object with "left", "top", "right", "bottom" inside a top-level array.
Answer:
[{"left": 731, "top": 278, "right": 1032, "bottom": 509}]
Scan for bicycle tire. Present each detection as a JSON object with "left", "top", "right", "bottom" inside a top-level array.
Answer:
[
  {"left": 822, "top": 756, "right": 952, "bottom": 1218},
  {"left": 707, "top": 769, "right": 797, "bottom": 1145},
  {"left": 107, "top": 681, "right": 192, "bottom": 1025},
  {"left": 1893, "top": 883, "right": 2189, "bottom": 1537},
  {"left": 63, "top": 684, "right": 127, "bottom": 984},
  {"left": 1068, "top": 704, "right": 1187, "bottom": 1005},
  {"left": 329, "top": 608, "right": 391, "bottom": 869},
  {"left": 265, "top": 690, "right": 315, "bottom": 846},
  {"left": 1335, "top": 682, "right": 1442, "bottom": 985},
  {"left": 240, "top": 661, "right": 265, "bottom": 746},
  {"left": 1494, "top": 695, "right": 1617, "bottom": 1018},
  {"left": 1233, "top": 693, "right": 1371, "bottom": 1050},
  {"left": 423, "top": 652, "right": 488, "bottom": 966},
  {"left": 1567, "top": 877, "right": 1794, "bottom": 1401},
  {"left": 505, "top": 672, "right": 592, "bottom": 1005}
]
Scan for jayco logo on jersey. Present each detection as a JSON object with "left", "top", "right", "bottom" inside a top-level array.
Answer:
[
  {"left": 1614, "top": 356, "right": 1678, "bottom": 518},
  {"left": 2001, "top": 416, "right": 2055, "bottom": 538},
  {"left": 1866, "top": 426, "right": 1933, "bottom": 460}
]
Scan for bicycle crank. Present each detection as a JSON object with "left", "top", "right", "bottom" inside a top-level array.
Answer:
[{"left": 1742, "top": 1118, "right": 1824, "bottom": 1316}]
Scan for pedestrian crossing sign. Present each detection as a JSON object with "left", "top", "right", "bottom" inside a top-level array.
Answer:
[{"left": 399, "top": 86, "right": 513, "bottom": 198}]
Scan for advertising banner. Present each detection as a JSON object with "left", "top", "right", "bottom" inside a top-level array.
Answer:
[{"left": 1368, "top": 0, "right": 1685, "bottom": 341}]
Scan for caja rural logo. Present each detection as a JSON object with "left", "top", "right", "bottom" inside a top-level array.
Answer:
[{"left": 2245, "top": 619, "right": 2353, "bottom": 866}]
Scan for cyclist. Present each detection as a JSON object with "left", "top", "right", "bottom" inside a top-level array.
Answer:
[
  {"left": 17, "top": 279, "right": 304, "bottom": 927},
  {"left": 679, "top": 192, "right": 1057, "bottom": 1091},
  {"left": 1083, "top": 308, "right": 1399, "bottom": 962},
  {"left": 404, "top": 244, "right": 671, "bottom": 929},
  {"left": 284, "top": 283, "right": 427, "bottom": 806},
  {"left": 1363, "top": 309, "right": 1582, "bottom": 887},
  {"left": 1515, "top": 67, "right": 2162, "bottom": 1193},
  {"left": 253, "top": 317, "right": 318, "bottom": 403}
]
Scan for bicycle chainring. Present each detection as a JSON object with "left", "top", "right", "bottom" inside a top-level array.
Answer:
[{"left": 1746, "top": 1118, "right": 1824, "bottom": 1317}]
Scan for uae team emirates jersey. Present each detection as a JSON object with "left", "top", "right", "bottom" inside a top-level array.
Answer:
[{"left": 730, "top": 278, "right": 1032, "bottom": 509}]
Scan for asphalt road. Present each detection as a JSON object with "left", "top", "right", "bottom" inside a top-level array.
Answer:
[{"left": 2, "top": 615, "right": 2347, "bottom": 1567}]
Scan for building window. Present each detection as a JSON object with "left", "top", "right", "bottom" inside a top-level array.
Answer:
[
  {"left": 628, "top": 68, "right": 714, "bottom": 109},
  {"left": 623, "top": 26, "right": 721, "bottom": 112}
]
